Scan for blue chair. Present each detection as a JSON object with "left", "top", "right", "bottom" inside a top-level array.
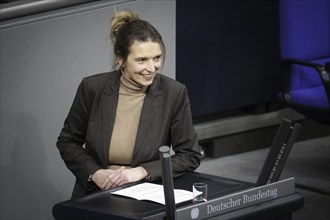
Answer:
[{"left": 278, "top": 0, "right": 330, "bottom": 122}]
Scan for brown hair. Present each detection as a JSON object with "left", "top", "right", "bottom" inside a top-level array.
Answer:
[{"left": 110, "top": 10, "right": 166, "bottom": 69}]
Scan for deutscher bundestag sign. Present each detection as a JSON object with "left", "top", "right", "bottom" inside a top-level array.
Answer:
[{"left": 176, "top": 177, "right": 295, "bottom": 220}]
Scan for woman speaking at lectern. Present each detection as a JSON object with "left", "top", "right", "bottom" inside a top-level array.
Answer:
[{"left": 56, "top": 10, "right": 202, "bottom": 199}]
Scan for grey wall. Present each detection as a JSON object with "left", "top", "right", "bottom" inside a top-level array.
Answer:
[{"left": 0, "top": 0, "right": 175, "bottom": 219}]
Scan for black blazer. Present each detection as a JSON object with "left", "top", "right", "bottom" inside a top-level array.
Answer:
[{"left": 57, "top": 70, "right": 202, "bottom": 198}]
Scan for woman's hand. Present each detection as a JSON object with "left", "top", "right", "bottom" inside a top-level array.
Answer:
[{"left": 91, "top": 166, "right": 149, "bottom": 190}]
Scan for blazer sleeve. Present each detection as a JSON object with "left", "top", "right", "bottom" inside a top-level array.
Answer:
[
  {"left": 170, "top": 85, "right": 202, "bottom": 176},
  {"left": 56, "top": 78, "right": 101, "bottom": 189},
  {"left": 141, "top": 85, "right": 202, "bottom": 180}
]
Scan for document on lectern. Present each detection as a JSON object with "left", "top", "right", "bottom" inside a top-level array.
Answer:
[{"left": 111, "top": 182, "right": 193, "bottom": 205}]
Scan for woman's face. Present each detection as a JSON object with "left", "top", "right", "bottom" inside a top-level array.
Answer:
[{"left": 119, "top": 40, "right": 162, "bottom": 87}]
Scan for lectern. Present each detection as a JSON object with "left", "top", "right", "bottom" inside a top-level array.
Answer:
[{"left": 53, "top": 172, "right": 303, "bottom": 220}]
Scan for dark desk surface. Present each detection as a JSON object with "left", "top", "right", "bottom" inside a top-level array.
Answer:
[{"left": 53, "top": 172, "right": 303, "bottom": 220}]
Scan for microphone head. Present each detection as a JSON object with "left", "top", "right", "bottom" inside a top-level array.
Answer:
[{"left": 159, "top": 146, "right": 170, "bottom": 154}]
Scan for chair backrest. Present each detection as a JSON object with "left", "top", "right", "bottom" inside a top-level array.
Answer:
[
  {"left": 279, "top": 0, "right": 330, "bottom": 61},
  {"left": 278, "top": 0, "right": 330, "bottom": 120}
]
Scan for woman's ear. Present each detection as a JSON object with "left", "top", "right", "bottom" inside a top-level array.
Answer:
[{"left": 116, "top": 57, "right": 124, "bottom": 67}]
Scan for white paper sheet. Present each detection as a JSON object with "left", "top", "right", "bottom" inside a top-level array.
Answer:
[{"left": 111, "top": 182, "right": 193, "bottom": 205}]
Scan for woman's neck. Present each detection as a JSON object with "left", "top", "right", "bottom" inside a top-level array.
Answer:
[{"left": 120, "top": 71, "right": 148, "bottom": 94}]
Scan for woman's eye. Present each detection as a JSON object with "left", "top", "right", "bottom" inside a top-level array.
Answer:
[{"left": 137, "top": 59, "right": 145, "bottom": 63}]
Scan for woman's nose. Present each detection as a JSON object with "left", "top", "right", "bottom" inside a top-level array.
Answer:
[{"left": 145, "top": 60, "right": 156, "bottom": 72}]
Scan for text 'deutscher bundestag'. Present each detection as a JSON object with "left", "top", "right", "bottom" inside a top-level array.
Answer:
[{"left": 177, "top": 177, "right": 295, "bottom": 220}]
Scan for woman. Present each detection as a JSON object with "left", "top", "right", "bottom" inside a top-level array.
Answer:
[{"left": 57, "top": 10, "right": 202, "bottom": 199}]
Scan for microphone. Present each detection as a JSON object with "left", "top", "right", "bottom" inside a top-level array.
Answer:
[{"left": 159, "top": 146, "right": 177, "bottom": 220}]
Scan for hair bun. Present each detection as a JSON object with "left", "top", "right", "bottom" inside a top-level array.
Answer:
[{"left": 110, "top": 10, "right": 139, "bottom": 44}]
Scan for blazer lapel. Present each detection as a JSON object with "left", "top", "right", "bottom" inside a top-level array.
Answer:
[
  {"left": 134, "top": 75, "right": 163, "bottom": 157},
  {"left": 101, "top": 72, "right": 120, "bottom": 165}
]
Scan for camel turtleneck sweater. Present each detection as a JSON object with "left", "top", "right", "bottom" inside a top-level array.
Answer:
[{"left": 108, "top": 73, "right": 147, "bottom": 168}]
